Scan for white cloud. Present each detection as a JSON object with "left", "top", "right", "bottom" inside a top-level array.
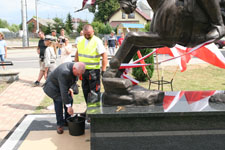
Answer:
[{"left": 0, "top": 0, "right": 93, "bottom": 25}]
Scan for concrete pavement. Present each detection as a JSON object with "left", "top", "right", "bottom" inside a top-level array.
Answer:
[{"left": 0, "top": 67, "right": 45, "bottom": 143}]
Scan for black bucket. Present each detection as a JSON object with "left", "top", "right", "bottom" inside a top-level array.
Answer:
[{"left": 67, "top": 115, "right": 85, "bottom": 136}]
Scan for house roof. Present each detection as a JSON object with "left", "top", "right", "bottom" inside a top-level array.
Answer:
[
  {"left": 120, "top": 23, "right": 144, "bottom": 29},
  {"left": 109, "top": 8, "right": 151, "bottom": 22},
  {"left": 28, "top": 18, "right": 55, "bottom": 26},
  {"left": 135, "top": 8, "right": 151, "bottom": 21}
]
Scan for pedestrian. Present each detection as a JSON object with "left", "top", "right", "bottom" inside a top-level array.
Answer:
[
  {"left": 105, "top": 30, "right": 118, "bottom": 56},
  {"left": 58, "top": 29, "right": 66, "bottom": 57},
  {"left": 59, "top": 37, "right": 73, "bottom": 63},
  {"left": 34, "top": 31, "right": 47, "bottom": 86},
  {"left": 118, "top": 32, "right": 125, "bottom": 46},
  {"left": 51, "top": 29, "right": 58, "bottom": 42},
  {"left": 0, "top": 32, "right": 7, "bottom": 70},
  {"left": 75, "top": 24, "right": 108, "bottom": 107},
  {"left": 74, "top": 30, "right": 84, "bottom": 49},
  {"left": 44, "top": 35, "right": 57, "bottom": 79},
  {"left": 43, "top": 62, "right": 86, "bottom": 134}
]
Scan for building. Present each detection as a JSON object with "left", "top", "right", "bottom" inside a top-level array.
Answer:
[
  {"left": 27, "top": 18, "right": 55, "bottom": 33},
  {"left": 108, "top": 7, "right": 151, "bottom": 35},
  {"left": 72, "top": 18, "right": 88, "bottom": 32}
]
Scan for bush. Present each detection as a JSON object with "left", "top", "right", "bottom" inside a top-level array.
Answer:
[{"left": 132, "top": 48, "right": 154, "bottom": 81}]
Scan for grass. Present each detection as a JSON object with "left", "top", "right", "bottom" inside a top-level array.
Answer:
[
  {"left": 0, "top": 82, "right": 10, "bottom": 94},
  {"left": 139, "top": 64, "right": 225, "bottom": 91},
  {"left": 35, "top": 81, "right": 86, "bottom": 113},
  {"left": 35, "top": 64, "right": 225, "bottom": 112}
]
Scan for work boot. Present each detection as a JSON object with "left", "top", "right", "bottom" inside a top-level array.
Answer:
[{"left": 56, "top": 126, "right": 64, "bottom": 134}]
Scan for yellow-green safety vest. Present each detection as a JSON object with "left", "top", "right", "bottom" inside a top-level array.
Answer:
[{"left": 77, "top": 35, "right": 101, "bottom": 69}]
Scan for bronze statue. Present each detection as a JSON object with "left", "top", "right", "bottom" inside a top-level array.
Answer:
[{"left": 102, "top": 0, "right": 225, "bottom": 106}]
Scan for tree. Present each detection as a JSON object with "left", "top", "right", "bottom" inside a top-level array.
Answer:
[
  {"left": 8, "top": 24, "right": 20, "bottom": 32},
  {"left": 0, "top": 19, "right": 9, "bottom": 28},
  {"left": 65, "top": 13, "right": 73, "bottom": 34},
  {"left": 77, "top": 21, "right": 87, "bottom": 34},
  {"left": 132, "top": 22, "right": 154, "bottom": 81},
  {"left": 53, "top": 17, "right": 65, "bottom": 33},
  {"left": 28, "top": 22, "right": 35, "bottom": 32},
  {"left": 132, "top": 49, "right": 154, "bottom": 81},
  {"left": 89, "top": 0, "right": 120, "bottom": 23}
]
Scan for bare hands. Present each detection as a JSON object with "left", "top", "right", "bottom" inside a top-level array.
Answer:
[{"left": 67, "top": 106, "right": 74, "bottom": 115}]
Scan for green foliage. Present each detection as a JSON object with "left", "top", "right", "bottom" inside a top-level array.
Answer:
[
  {"left": 8, "top": 24, "right": 20, "bottom": 32},
  {"left": 132, "top": 48, "right": 155, "bottom": 81},
  {"left": 0, "top": 19, "right": 9, "bottom": 28},
  {"left": 104, "top": 23, "right": 113, "bottom": 34},
  {"left": 53, "top": 17, "right": 65, "bottom": 33},
  {"left": 89, "top": 0, "right": 120, "bottom": 23},
  {"left": 131, "top": 22, "right": 154, "bottom": 81},
  {"left": 65, "top": 13, "right": 73, "bottom": 34},
  {"left": 91, "top": 22, "right": 113, "bottom": 35},
  {"left": 28, "top": 22, "right": 35, "bottom": 32},
  {"left": 45, "top": 23, "right": 52, "bottom": 35},
  {"left": 77, "top": 21, "right": 87, "bottom": 34}
]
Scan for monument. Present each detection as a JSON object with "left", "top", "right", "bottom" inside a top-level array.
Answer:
[{"left": 88, "top": 0, "right": 225, "bottom": 149}]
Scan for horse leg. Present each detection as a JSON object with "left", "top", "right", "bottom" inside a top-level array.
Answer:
[
  {"left": 105, "top": 31, "right": 174, "bottom": 77},
  {"left": 198, "top": 0, "right": 225, "bottom": 39}
]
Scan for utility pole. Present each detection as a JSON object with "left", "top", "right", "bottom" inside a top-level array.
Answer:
[
  {"left": 35, "top": 0, "right": 39, "bottom": 32},
  {"left": 21, "top": 0, "right": 28, "bottom": 47},
  {"left": 25, "top": 0, "right": 29, "bottom": 46}
]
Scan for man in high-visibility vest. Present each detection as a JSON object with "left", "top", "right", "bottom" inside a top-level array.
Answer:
[{"left": 75, "top": 24, "right": 108, "bottom": 105}]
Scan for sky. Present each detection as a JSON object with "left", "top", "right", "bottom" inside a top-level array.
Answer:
[
  {"left": 0, "top": 0, "right": 148, "bottom": 25},
  {"left": 0, "top": 0, "right": 94, "bottom": 25}
]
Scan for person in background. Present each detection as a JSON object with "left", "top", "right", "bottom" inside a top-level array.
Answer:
[
  {"left": 59, "top": 37, "right": 72, "bottom": 63},
  {"left": 44, "top": 35, "right": 57, "bottom": 79},
  {"left": 105, "top": 30, "right": 117, "bottom": 56},
  {"left": 58, "top": 29, "right": 66, "bottom": 57},
  {"left": 34, "top": 31, "right": 47, "bottom": 86},
  {"left": 74, "top": 30, "right": 84, "bottom": 49},
  {"left": 75, "top": 24, "right": 108, "bottom": 108},
  {"left": 0, "top": 32, "right": 7, "bottom": 70},
  {"left": 118, "top": 32, "right": 125, "bottom": 46},
  {"left": 51, "top": 29, "right": 58, "bottom": 42},
  {"left": 43, "top": 62, "right": 86, "bottom": 134}
]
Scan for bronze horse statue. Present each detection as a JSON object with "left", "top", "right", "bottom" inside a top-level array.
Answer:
[{"left": 102, "top": 0, "right": 225, "bottom": 106}]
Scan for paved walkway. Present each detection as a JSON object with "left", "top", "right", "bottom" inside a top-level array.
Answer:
[{"left": 0, "top": 68, "right": 45, "bottom": 143}]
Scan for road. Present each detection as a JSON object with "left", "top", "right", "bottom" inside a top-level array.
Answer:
[
  {"left": 5, "top": 47, "right": 225, "bottom": 69},
  {"left": 7, "top": 48, "right": 39, "bottom": 69}
]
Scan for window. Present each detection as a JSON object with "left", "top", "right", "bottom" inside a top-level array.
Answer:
[
  {"left": 128, "top": 13, "right": 135, "bottom": 19},
  {"left": 122, "top": 12, "right": 126, "bottom": 19}
]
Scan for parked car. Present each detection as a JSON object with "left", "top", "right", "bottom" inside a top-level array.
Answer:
[{"left": 214, "top": 37, "right": 225, "bottom": 49}]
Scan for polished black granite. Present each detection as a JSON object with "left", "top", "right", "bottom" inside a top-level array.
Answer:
[{"left": 88, "top": 90, "right": 225, "bottom": 150}]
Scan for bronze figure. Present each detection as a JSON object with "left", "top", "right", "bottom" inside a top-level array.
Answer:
[{"left": 102, "top": 0, "right": 225, "bottom": 106}]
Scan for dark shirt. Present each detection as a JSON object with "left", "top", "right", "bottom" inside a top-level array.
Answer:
[
  {"left": 107, "top": 35, "right": 117, "bottom": 47},
  {"left": 38, "top": 39, "right": 47, "bottom": 60},
  {"left": 43, "top": 62, "right": 78, "bottom": 104}
]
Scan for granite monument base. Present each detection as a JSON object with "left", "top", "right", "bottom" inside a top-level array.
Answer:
[{"left": 87, "top": 91, "right": 225, "bottom": 150}]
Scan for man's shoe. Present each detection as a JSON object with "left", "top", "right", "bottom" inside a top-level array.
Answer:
[
  {"left": 56, "top": 126, "right": 64, "bottom": 134},
  {"left": 34, "top": 81, "right": 40, "bottom": 86}
]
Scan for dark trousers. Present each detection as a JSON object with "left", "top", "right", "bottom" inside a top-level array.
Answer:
[
  {"left": 53, "top": 96, "right": 73, "bottom": 126},
  {"left": 82, "top": 69, "right": 101, "bottom": 103}
]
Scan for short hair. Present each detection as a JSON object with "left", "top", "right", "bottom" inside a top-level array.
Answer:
[
  {"left": 0, "top": 32, "right": 5, "bottom": 39},
  {"left": 38, "top": 30, "right": 44, "bottom": 34},
  {"left": 60, "top": 28, "right": 64, "bottom": 32},
  {"left": 83, "top": 24, "right": 93, "bottom": 31},
  {"left": 74, "top": 62, "right": 85, "bottom": 73}
]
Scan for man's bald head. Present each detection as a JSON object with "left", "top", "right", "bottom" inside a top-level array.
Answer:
[
  {"left": 73, "top": 62, "right": 86, "bottom": 76},
  {"left": 83, "top": 24, "right": 94, "bottom": 40}
]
